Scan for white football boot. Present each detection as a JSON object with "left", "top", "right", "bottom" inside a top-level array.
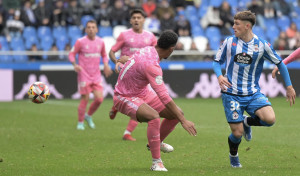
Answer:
[
  {"left": 150, "top": 162, "right": 168, "bottom": 171},
  {"left": 160, "top": 142, "right": 174, "bottom": 153}
]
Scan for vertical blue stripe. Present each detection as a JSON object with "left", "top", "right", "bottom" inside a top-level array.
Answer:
[
  {"left": 226, "top": 37, "right": 238, "bottom": 94},
  {"left": 247, "top": 38, "right": 259, "bottom": 94}
]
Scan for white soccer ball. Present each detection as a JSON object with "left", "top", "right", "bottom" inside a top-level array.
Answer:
[{"left": 28, "top": 82, "right": 50, "bottom": 104}]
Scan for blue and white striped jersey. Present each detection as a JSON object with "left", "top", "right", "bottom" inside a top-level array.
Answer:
[{"left": 214, "top": 34, "right": 282, "bottom": 96}]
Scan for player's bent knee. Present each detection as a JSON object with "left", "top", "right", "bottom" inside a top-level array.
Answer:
[{"left": 94, "top": 98, "right": 103, "bottom": 104}]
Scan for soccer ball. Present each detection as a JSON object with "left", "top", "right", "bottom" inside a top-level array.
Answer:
[{"left": 28, "top": 82, "right": 50, "bottom": 104}]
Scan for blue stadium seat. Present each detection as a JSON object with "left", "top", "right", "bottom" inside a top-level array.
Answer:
[
  {"left": 52, "top": 26, "right": 67, "bottom": 39},
  {"left": 56, "top": 35, "right": 69, "bottom": 50},
  {"left": 198, "top": 3, "right": 209, "bottom": 18},
  {"left": 264, "top": 18, "right": 276, "bottom": 28},
  {"left": 266, "top": 25, "right": 280, "bottom": 45},
  {"left": 252, "top": 26, "right": 265, "bottom": 39},
  {"left": 12, "top": 46, "right": 28, "bottom": 62},
  {"left": 277, "top": 15, "right": 291, "bottom": 31},
  {"left": 189, "top": 15, "right": 200, "bottom": 28},
  {"left": 226, "top": 0, "right": 238, "bottom": 8},
  {"left": 205, "top": 27, "right": 221, "bottom": 40},
  {"left": 23, "top": 26, "right": 37, "bottom": 39},
  {"left": 192, "top": 26, "right": 204, "bottom": 37},
  {"left": 10, "top": 37, "right": 25, "bottom": 50},
  {"left": 40, "top": 35, "right": 54, "bottom": 51},
  {"left": 185, "top": 5, "right": 197, "bottom": 20},
  {"left": 37, "top": 26, "right": 52, "bottom": 39},
  {"left": 25, "top": 35, "right": 40, "bottom": 50},
  {"left": 0, "top": 36, "right": 8, "bottom": 48},
  {"left": 209, "top": 0, "right": 222, "bottom": 7},
  {"left": 68, "top": 25, "right": 82, "bottom": 38},
  {"left": 81, "top": 15, "right": 94, "bottom": 27},
  {"left": 0, "top": 47, "right": 13, "bottom": 62},
  {"left": 208, "top": 36, "right": 221, "bottom": 51},
  {"left": 70, "top": 35, "right": 81, "bottom": 47},
  {"left": 98, "top": 26, "right": 113, "bottom": 37}
]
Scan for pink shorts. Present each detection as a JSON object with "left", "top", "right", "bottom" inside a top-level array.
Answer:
[
  {"left": 78, "top": 81, "right": 103, "bottom": 95},
  {"left": 113, "top": 90, "right": 165, "bottom": 121}
]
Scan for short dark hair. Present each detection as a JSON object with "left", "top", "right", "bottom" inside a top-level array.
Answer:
[
  {"left": 157, "top": 30, "right": 178, "bottom": 49},
  {"left": 86, "top": 20, "right": 98, "bottom": 27},
  {"left": 234, "top": 10, "right": 256, "bottom": 26},
  {"left": 130, "top": 9, "right": 146, "bottom": 18}
]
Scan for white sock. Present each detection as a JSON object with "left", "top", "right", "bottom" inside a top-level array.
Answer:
[
  {"left": 152, "top": 158, "right": 162, "bottom": 163},
  {"left": 124, "top": 130, "right": 131, "bottom": 135}
]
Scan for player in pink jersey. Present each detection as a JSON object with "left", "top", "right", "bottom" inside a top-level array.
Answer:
[
  {"left": 272, "top": 47, "right": 300, "bottom": 79},
  {"left": 113, "top": 30, "right": 197, "bottom": 171},
  {"left": 109, "top": 9, "right": 157, "bottom": 141},
  {"left": 69, "top": 20, "right": 113, "bottom": 130}
]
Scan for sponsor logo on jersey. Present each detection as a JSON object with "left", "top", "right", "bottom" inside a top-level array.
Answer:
[
  {"left": 232, "top": 111, "right": 239, "bottom": 120},
  {"left": 155, "top": 75, "right": 163, "bottom": 85},
  {"left": 234, "top": 52, "right": 252, "bottom": 65}
]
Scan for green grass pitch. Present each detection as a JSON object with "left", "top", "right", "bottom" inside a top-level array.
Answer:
[{"left": 0, "top": 98, "right": 299, "bottom": 176}]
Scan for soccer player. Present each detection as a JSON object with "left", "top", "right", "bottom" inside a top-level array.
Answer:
[
  {"left": 69, "top": 20, "right": 113, "bottom": 130},
  {"left": 113, "top": 30, "right": 197, "bottom": 171},
  {"left": 272, "top": 47, "right": 300, "bottom": 78},
  {"left": 213, "top": 11, "right": 296, "bottom": 168},
  {"left": 108, "top": 9, "right": 157, "bottom": 141}
]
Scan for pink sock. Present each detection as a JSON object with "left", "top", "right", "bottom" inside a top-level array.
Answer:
[
  {"left": 126, "top": 119, "right": 138, "bottom": 132},
  {"left": 87, "top": 98, "right": 103, "bottom": 116},
  {"left": 160, "top": 119, "right": 179, "bottom": 142},
  {"left": 78, "top": 99, "right": 88, "bottom": 122},
  {"left": 147, "top": 118, "right": 161, "bottom": 159}
]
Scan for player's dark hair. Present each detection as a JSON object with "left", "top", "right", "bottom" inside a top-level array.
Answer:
[
  {"left": 157, "top": 30, "right": 178, "bottom": 49},
  {"left": 234, "top": 10, "right": 256, "bottom": 26},
  {"left": 86, "top": 20, "right": 98, "bottom": 27},
  {"left": 130, "top": 9, "right": 146, "bottom": 18}
]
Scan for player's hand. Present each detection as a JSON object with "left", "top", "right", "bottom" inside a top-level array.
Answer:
[
  {"left": 73, "top": 64, "right": 82, "bottom": 72},
  {"left": 217, "top": 75, "right": 231, "bottom": 91},
  {"left": 181, "top": 120, "right": 197, "bottom": 136},
  {"left": 104, "top": 66, "right": 113, "bottom": 78},
  {"left": 286, "top": 85, "right": 296, "bottom": 106},
  {"left": 118, "top": 56, "right": 129, "bottom": 64},
  {"left": 115, "top": 62, "right": 124, "bottom": 73},
  {"left": 272, "top": 67, "right": 280, "bottom": 78}
]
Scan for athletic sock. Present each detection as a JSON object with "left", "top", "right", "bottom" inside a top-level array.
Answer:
[
  {"left": 125, "top": 119, "right": 138, "bottom": 133},
  {"left": 228, "top": 133, "right": 242, "bottom": 156},
  {"left": 87, "top": 97, "right": 103, "bottom": 116},
  {"left": 78, "top": 99, "right": 88, "bottom": 122},
  {"left": 246, "top": 116, "right": 273, "bottom": 127},
  {"left": 160, "top": 119, "right": 179, "bottom": 142},
  {"left": 147, "top": 118, "right": 161, "bottom": 159}
]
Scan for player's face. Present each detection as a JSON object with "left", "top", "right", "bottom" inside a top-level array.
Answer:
[
  {"left": 85, "top": 22, "right": 98, "bottom": 39},
  {"left": 130, "top": 13, "right": 145, "bottom": 32},
  {"left": 233, "top": 20, "right": 248, "bottom": 38}
]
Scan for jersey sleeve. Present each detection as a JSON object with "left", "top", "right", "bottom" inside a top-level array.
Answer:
[
  {"left": 145, "top": 64, "right": 172, "bottom": 105},
  {"left": 283, "top": 47, "right": 300, "bottom": 65},
  {"left": 151, "top": 34, "right": 157, "bottom": 46},
  {"left": 111, "top": 32, "right": 125, "bottom": 52},
  {"left": 214, "top": 37, "right": 228, "bottom": 65},
  {"left": 263, "top": 41, "right": 282, "bottom": 65},
  {"left": 100, "top": 40, "right": 109, "bottom": 63},
  {"left": 69, "top": 40, "right": 81, "bottom": 63}
]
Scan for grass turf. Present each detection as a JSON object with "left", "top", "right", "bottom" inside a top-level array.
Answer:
[{"left": 0, "top": 98, "right": 299, "bottom": 176}]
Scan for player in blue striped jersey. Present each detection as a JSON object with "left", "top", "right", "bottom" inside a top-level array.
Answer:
[{"left": 213, "top": 11, "right": 296, "bottom": 168}]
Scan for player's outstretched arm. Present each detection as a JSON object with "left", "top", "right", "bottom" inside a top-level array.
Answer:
[
  {"left": 277, "top": 62, "right": 296, "bottom": 106},
  {"left": 165, "top": 100, "right": 197, "bottom": 136}
]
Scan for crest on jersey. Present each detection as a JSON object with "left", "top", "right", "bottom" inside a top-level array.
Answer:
[
  {"left": 155, "top": 76, "right": 163, "bottom": 85},
  {"left": 86, "top": 45, "right": 89, "bottom": 49},
  {"left": 254, "top": 44, "right": 259, "bottom": 52},
  {"left": 234, "top": 52, "right": 252, "bottom": 66},
  {"left": 130, "top": 38, "right": 134, "bottom": 42},
  {"left": 144, "top": 38, "right": 149, "bottom": 44},
  {"left": 232, "top": 111, "right": 239, "bottom": 120}
]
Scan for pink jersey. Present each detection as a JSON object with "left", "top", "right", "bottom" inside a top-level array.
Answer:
[
  {"left": 114, "top": 46, "right": 172, "bottom": 105},
  {"left": 111, "top": 29, "right": 157, "bottom": 57},
  {"left": 69, "top": 36, "right": 108, "bottom": 83},
  {"left": 283, "top": 47, "right": 300, "bottom": 65}
]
